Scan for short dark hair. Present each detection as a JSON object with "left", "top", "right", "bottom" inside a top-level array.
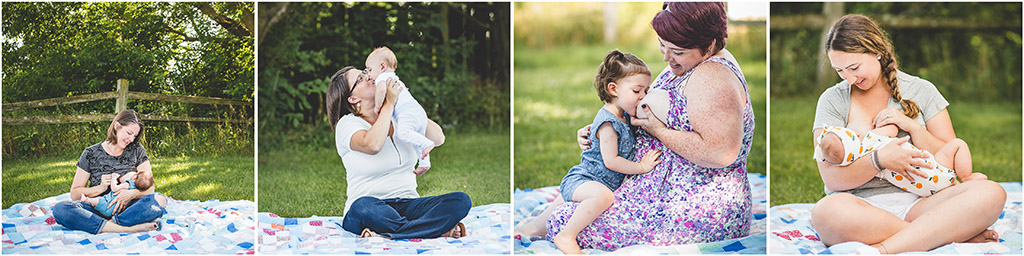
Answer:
[
  {"left": 133, "top": 172, "right": 154, "bottom": 191},
  {"left": 651, "top": 2, "right": 728, "bottom": 55}
]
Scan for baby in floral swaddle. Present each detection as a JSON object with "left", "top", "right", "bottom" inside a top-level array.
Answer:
[{"left": 814, "top": 124, "right": 985, "bottom": 197}]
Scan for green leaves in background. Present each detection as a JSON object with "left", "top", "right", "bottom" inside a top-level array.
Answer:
[{"left": 257, "top": 2, "right": 510, "bottom": 151}]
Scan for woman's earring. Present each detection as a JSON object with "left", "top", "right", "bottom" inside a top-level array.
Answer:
[
  {"left": 356, "top": 103, "right": 361, "bottom": 109},
  {"left": 877, "top": 55, "right": 882, "bottom": 60}
]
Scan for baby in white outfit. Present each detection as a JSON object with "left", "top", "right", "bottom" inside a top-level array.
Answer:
[
  {"left": 367, "top": 46, "right": 435, "bottom": 175},
  {"left": 814, "top": 123, "right": 985, "bottom": 197}
]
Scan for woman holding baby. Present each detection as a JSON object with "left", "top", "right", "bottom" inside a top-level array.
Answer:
[
  {"left": 516, "top": 2, "right": 756, "bottom": 251},
  {"left": 52, "top": 110, "right": 167, "bottom": 234},
  {"left": 810, "top": 14, "right": 1005, "bottom": 253},
  {"left": 326, "top": 65, "right": 471, "bottom": 239}
]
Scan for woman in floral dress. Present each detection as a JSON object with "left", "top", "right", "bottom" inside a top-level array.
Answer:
[{"left": 517, "top": 2, "right": 756, "bottom": 251}]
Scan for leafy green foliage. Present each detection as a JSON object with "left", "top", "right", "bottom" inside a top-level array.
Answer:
[
  {"left": 2, "top": 2, "right": 254, "bottom": 158},
  {"left": 770, "top": 3, "right": 1022, "bottom": 101},
  {"left": 258, "top": 2, "right": 509, "bottom": 151}
]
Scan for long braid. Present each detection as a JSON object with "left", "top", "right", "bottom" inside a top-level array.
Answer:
[{"left": 880, "top": 51, "right": 920, "bottom": 119}]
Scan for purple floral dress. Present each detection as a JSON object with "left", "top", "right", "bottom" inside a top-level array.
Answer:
[{"left": 546, "top": 56, "right": 755, "bottom": 251}]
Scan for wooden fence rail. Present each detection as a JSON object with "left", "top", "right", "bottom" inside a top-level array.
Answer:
[
  {"left": 2, "top": 79, "right": 252, "bottom": 125},
  {"left": 770, "top": 2, "right": 1022, "bottom": 88}
]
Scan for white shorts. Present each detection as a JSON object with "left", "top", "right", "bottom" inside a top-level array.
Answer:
[{"left": 861, "top": 192, "right": 923, "bottom": 220}]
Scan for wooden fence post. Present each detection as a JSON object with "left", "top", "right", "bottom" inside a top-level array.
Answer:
[
  {"left": 817, "top": 2, "right": 844, "bottom": 90},
  {"left": 116, "top": 79, "right": 128, "bottom": 113}
]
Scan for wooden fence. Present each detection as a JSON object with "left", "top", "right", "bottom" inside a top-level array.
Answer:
[
  {"left": 771, "top": 2, "right": 1023, "bottom": 89},
  {"left": 2, "top": 79, "right": 253, "bottom": 125}
]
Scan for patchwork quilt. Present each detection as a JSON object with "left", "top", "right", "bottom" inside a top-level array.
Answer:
[
  {"left": 2, "top": 193, "right": 255, "bottom": 254},
  {"left": 769, "top": 182, "right": 1022, "bottom": 254},
  {"left": 257, "top": 203, "right": 511, "bottom": 254},
  {"left": 514, "top": 173, "right": 768, "bottom": 254}
]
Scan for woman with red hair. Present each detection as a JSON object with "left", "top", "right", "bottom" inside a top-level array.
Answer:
[{"left": 517, "top": 2, "right": 756, "bottom": 251}]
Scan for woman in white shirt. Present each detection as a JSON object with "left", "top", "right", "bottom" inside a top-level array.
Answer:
[{"left": 326, "top": 66, "right": 470, "bottom": 239}]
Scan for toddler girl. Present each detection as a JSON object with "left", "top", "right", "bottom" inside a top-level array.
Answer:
[{"left": 552, "top": 50, "right": 663, "bottom": 254}]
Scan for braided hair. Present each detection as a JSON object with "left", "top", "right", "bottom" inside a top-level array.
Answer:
[{"left": 825, "top": 14, "right": 920, "bottom": 119}]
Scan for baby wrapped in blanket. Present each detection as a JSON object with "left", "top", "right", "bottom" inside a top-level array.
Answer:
[{"left": 813, "top": 124, "right": 983, "bottom": 197}]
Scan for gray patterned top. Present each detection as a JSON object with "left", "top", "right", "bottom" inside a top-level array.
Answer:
[{"left": 75, "top": 142, "right": 150, "bottom": 196}]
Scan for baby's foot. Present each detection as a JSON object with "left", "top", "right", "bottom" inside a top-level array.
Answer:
[
  {"left": 413, "top": 167, "right": 430, "bottom": 175},
  {"left": 965, "top": 229, "right": 999, "bottom": 243},
  {"left": 79, "top": 197, "right": 98, "bottom": 206},
  {"left": 128, "top": 222, "right": 159, "bottom": 233},
  {"left": 553, "top": 232, "right": 583, "bottom": 254}
]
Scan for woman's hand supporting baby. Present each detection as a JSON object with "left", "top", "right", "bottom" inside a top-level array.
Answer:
[{"left": 875, "top": 136, "right": 931, "bottom": 182}]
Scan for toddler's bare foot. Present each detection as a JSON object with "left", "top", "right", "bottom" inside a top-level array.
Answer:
[
  {"left": 414, "top": 167, "right": 430, "bottom": 175},
  {"left": 964, "top": 229, "right": 999, "bottom": 243},
  {"left": 553, "top": 232, "right": 583, "bottom": 254}
]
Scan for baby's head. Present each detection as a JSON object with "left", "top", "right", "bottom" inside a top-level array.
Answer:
[
  {"left": 133, "top": 171, "right": 154, "bottom": 191},
  {"left": 819, "top": 132, "right": 845, "bottom": 165},
  {"left": 365, "top": 46, "right": 397, "bottom": 79},
  {"left": 594, "top": 50, "right": 652, "bottom": 118},
  {"left": 814, "top": 126, "right": 860, "bottom": 166}
]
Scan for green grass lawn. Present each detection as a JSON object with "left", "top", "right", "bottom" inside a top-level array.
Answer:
[
  {"left": 258, "top": 129, "right": 510, "bottom": 218},
  {"left": 769, "top": 97, "right": 1023, "bottom": 205},
  {"left": 514, "top": 43, "right": 767, "bottom": 189},
  {"left": 2, "top": 155, "right": 254, "bottom": 209}
]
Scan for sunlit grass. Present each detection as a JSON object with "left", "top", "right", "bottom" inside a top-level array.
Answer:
[
  {"left": 3, "top": 156, "right": 254, "bottom": 208},
  {"left": 259, "top": 130, "right": 510, "bottom": 218},
  {"left": 769, "top": 97, "right": 1022, "bottom": 205},
  {"left": 514, "top": 43, "right": 767, "bottom": 189}
]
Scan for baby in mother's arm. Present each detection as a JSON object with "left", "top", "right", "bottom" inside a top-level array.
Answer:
[
  {"left": 78, "top": 171, "right": 155, "bottom": 218},
  {"left": 815, "top": 120, "right": 986, "bottom": 197}
]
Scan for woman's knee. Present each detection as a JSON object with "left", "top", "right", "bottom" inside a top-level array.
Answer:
[
  {"left": 52, "top": 201, "right": 77, "bottom": 220},
  {"left": 811, "top": 194, "right": 863, "bottom": 230},
  {"left": 964, "top": 179, "right": 1006, "bottom": 210},
  {"left": 442, "top": 192, "right": 472, "bottom": 216},
  {"left": 348, "top": 196, "right": 383, "bottom": 217}
]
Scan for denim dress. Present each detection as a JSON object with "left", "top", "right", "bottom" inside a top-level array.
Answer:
[{"left": 559, "top": 107, "right": 635, "bottom": 201}]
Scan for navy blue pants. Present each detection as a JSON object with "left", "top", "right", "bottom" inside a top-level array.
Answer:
[
  {"left": 53, "top": 193, "right": 166, "bottom": 234},
  {"left": 342, "top": 192, "right": 471, "bottom": 239}
]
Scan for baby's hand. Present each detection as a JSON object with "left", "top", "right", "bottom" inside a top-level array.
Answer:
[{"left": 638, "top": 149, "right": 663, "bottom": 173}]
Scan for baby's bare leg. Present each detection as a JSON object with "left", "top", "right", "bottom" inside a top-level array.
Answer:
[
  {"left": 553, "top": 181, "right": 614, "bottom": 254},
  {"left": 80, "top": 196, "right": 100, "bottom": 206},
  {"left": 932, "top": 138, "right": 975, "bottom": 181}
]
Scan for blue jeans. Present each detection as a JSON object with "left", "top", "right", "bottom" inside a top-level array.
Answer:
[
  {"left": 53, "top": 193, "right": 166, "bottom": 234},
  {"left": 342, "top": 192, "right": 471, "bottom": 239}
]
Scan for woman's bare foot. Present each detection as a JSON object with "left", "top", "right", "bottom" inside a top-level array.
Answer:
[
  {"left": 514, "top": 217, "right": 543, "bottom": 238},
  {"left": 129, "top": 222, "right": 159, "bottom": 232},
  {"left": 101, "top": 221, "right": 158, "bottom": 233},
  {"left": 360, "top": 228, "right": 379, "bottom": 238},
  {"left": 441, "top": 222, "right": 466, "bottom": 238},
  {"left": 964, "top": 229, "right": 999, "bottom": 243},
  {"left": 553, "top": 232, "right": 583, "bottom": 254}
]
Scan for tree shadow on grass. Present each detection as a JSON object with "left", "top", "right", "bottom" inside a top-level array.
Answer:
[{"left": 2, "top": 156, "right": 253, "bottom": 209}]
